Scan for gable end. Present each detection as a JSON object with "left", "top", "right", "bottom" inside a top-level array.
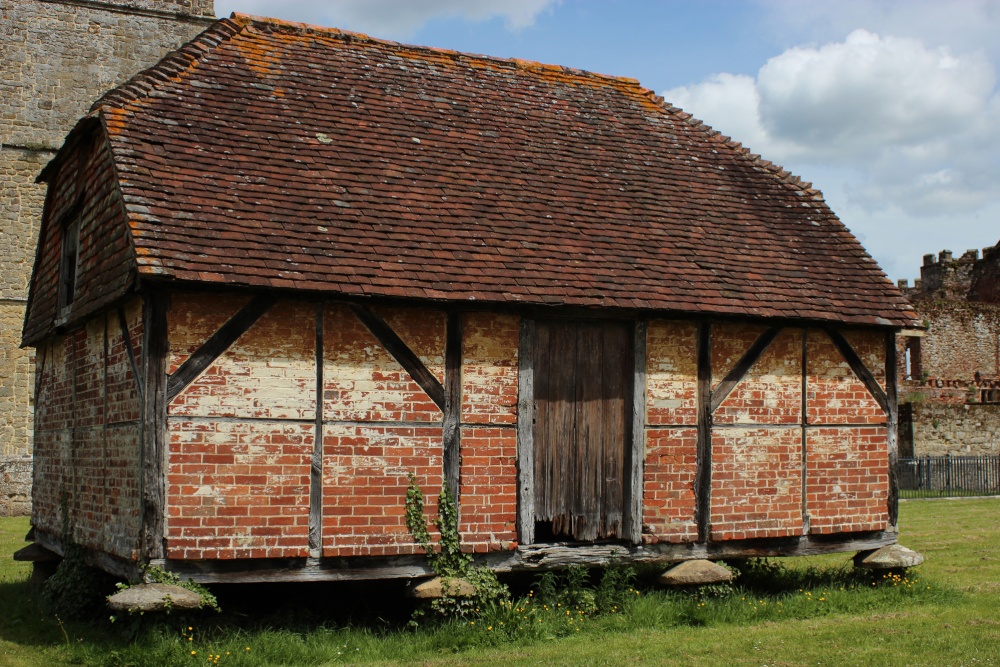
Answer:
[{"left": 22, "top": 120, "right": 137, "bottom": 346}]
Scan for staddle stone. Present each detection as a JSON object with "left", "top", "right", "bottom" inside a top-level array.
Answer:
[
  {"left": 107, "top": 583, "right": 203, "bottom": 612},
  {"left": 658, "top": 559, "right": 733, "bottom": 586},
  {"left": 854, "top": 544, "right": 925, "bottom": 570},
  {"left": 407, "top": 576, "right": 477, "bottom": 599}
]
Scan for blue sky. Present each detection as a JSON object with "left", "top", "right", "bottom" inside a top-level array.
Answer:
[{"left": 213, "top": 0, "right": 1000, "bottom": 283}]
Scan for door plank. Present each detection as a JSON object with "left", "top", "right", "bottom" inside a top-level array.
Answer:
[{"left": 533, "top": 319, "right": 630, "bottom": 542}]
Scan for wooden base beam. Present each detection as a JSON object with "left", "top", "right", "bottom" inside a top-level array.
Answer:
[
  {"left": 147, "top": 531, "right": 899, "bottom": 584},
  {"left": 32, "top": 530, "right": 141, "bottom": 582}
]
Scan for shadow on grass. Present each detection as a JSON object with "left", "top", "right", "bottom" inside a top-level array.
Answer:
[
  {"left": 0, "top": 559, "right": 953, "bottom": 667},
  {"left": 0, "top": 575, "right": 427, "bottom": 643},
  {"left": 0, "top": 578, "right": 67, "bottom": 648}
]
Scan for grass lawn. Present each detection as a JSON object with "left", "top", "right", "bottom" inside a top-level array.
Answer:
[{"left": 1, "top": 499, "right": 998, "bottom": 666}]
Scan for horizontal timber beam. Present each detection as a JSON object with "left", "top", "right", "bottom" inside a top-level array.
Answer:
[{"left": 148, "top": 531, "right": 899, "bottom": 583}]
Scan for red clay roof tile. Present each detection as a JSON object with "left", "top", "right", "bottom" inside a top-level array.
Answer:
[{"left": 78, "top": 13, "right": 917, "bottom": 327}]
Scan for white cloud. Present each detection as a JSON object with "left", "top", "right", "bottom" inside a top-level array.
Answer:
[
  {"left": 756, "top": 30, "right": 994, "bottom": 159},
  {"left": 664, "top": 26, "right": 1000, "bottom": 280},
  {"left": 214, "top": 0, "right": 559, "bottom": 38},
  {"left": 758, "top": 0, "right": 1000, "bottom": 62},
  {"left": 664, "top": 29, "right": 1000, "bottom": 218}
]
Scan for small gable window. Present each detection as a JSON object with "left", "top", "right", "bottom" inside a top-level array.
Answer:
[{"left": 58, "top": 211, "right": 81, "bottom": 313}]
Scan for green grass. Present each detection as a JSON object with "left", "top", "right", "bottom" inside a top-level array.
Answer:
[{"left": 1, "top": 500, "right": 999, "bottom": 666}]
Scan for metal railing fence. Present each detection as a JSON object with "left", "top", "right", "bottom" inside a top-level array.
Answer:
[{"left": 897, "top": 455, "right": 1000, "bottom": 499}]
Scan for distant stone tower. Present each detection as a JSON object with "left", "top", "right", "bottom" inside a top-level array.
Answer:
[{"left": 0, "top": 0, "right": 216, "bottom": 515}]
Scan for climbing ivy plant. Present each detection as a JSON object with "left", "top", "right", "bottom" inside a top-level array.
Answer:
[{"left": 404, "top": 476, "right": 509, "bottom": 622}]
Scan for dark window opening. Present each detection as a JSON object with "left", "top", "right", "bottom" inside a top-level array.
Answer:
[
  {"left": 904, "top": 338, "right": 922, "bottom": 380},
  {"left": 58, "top": 214, "right": 80, "bottom": 312}
]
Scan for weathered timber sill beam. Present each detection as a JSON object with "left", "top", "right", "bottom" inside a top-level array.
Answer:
[
  {"left": 166, "top": 295, "right": 276, "bottom": 402},
  {"left": 149, "top": 531, "right": 898, "bottom": 584},
  {"left": 350, "top": 304, "right": 446, "bottom": 411},
  {"left": 33, "top": 530, "right": 140, "bottom": 582},
  {"left": 824, "top": 329, "right": 888, "bottom": 413}
]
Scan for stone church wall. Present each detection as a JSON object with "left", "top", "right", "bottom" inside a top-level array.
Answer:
[{"left": 0, "top": 0, "right": 214, "bottom": 515}]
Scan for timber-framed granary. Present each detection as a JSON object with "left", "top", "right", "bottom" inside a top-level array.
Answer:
[{"left": 21, "top": 14, "right": 920, "bottom": 584}]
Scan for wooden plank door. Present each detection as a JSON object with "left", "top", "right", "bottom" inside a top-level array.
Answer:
[{"left": 533, "top": 319, "right": 632, "bottom": 541}]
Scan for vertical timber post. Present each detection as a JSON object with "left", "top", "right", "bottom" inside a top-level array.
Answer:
[
  {"left": 885, "top": 330, "right": 899, "bottom": 529},
  {"left": 443, "top": 312, "right": 463, "bottom": 505},
  {"left": 309, "top": 303, "right": 324, "bottom": 557},
  {"left": 102, "top": 314, "right": 110, "bottom": 547},
  {"left": 516, "top": 317, "right": 535, "bottom": 545},
  {"left": 140, "top": 292, "right": 169, "bottom": 560},
  {"left": 801, "top": 328, "right": 809, "bottom": 535},
  {"left": 625, "top": 320, "right": 646, "bottom": 544},
  {"left": 695, "top": 321, "right": 712, "bottom": 543}
]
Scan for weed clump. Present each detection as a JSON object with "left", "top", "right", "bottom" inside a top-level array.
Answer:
[
  {"left": 42, "top": 542, "right": 117, "bottom": 621},
  {"left": 405, "top": 477, "right": 510, "bottom": 623}
]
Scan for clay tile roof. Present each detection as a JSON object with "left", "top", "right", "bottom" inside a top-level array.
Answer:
[{"left": 88, "top": 13, "right": 918, "bottom": 327}]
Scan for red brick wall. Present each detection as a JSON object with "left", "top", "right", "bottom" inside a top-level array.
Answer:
[
  {"left": 166, "top": 296, "right": 314, "bottom": 559},
  {"left": 31, "top": 298, "right": 143, "bottom": 559},
  {"left": 167, "top": 420, "right": 312, "bottom": 559},
  {"left": 806, "top": 427, "right": 888, "bottom": 533},
  {"left": 164, "top": 299, "right": 522, "bottom": 560},
  {"left": 458, "top": 313, "right": 519, "bottom": 551},
  {"left": 712, "top": 325, "right": 803, "bottom": 425},
  {"left": 710, "top": 428, "right": 803, "bottom": 540},
  {"left": 23, "top": 129, "right": 137, "bottom": 346},
  {"left": 323, "top": 305, "right": 443, "bottom": 423},
  {"left": 643, "top": 320, "right": 698, "bottom": 542},
  {"left": 642, "top": 321, "right": 889, "bottom": 544},
  {"left": 804, "top": 330, "right": 888, "bottom": 532},
  {"left": 322, "top": 423, "right": 442, "bottom": 557},
  {"left": 642, "top": 427, "right": 697, "bottom": 543},
  {"left": 321, "top": 305, "right": 445, "bottom": 557},
  {"left": 169, "top": 296, "right": 316, "bottom": 421},
  {"left": 807, "top": 329, "right": 885, "bottom": 424}
]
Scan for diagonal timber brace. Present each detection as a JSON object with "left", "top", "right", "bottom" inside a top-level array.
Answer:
[
  {"left": 350, "top": 304, "right": 446, "bottom": 411},
  {"left": 165, "top": 295, "right": 276, "bottom": 402},
  {"left": 824, "top": 329, "right": 888, "bottom": 413},
  {"left": 710, "top": 326, "right": 782, "bottom": 414}
]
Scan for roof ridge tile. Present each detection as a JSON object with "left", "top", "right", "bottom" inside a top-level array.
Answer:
[{"left": 232, "top": 12, "right": 643, "bottom": 87}]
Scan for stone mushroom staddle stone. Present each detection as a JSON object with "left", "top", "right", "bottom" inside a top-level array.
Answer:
[
  {"left": 107, "top": 583, "right": 203, "bottom": 613},
  {"left": 853, "top": 544, "right": 925, "bottom": 570},
  {"left": 407, "top": 576, "right": 477, "bottom": 599},
  {"left": 657, "top": 560, "right": 733, "bottom": 586}
]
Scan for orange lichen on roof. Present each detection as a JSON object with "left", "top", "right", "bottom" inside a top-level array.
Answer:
[
  {"left": 231, "top": 12, "right": 373, "bottom": 42},
  {"left": 101, "top": 108, "right": 127, "bottom": 135}
]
